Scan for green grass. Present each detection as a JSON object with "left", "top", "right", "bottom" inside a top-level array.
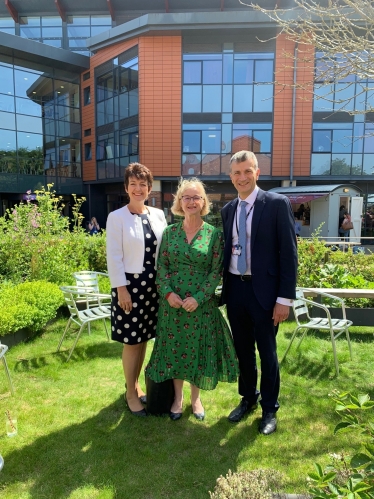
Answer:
[{"left": 0, "top": 317, "right": 373, "bottom": 499}]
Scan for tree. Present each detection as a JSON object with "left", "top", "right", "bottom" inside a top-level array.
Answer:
[{"left": 245, "top": 0, "right": 374, "bottom": 117}]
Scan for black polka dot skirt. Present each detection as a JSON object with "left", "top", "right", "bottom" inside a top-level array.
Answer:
[{"left": 111, "top": 212, "right": 160, "bottom": 345}]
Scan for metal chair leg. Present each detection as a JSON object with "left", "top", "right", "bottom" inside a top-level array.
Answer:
[
  {"left": 66, "top": 323, "right": 86, "bottom": 362},
  {"left": 57, "top": 317, "right": 72, "bottom": 352},
  {"left": 103, "top": 318, "right": 110, "bottom": 341},
  {"left": 1, "top": 356, "right": 14, "bottom": 395}
]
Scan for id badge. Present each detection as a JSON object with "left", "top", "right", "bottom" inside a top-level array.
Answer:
[{"left": 232, "top": 244, "right": 242, "bottom": 256}]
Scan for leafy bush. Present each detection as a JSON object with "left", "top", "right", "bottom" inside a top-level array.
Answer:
[
  {"left": 308, "top": 392, "right": 374, "bottom": 499},
  {"left": 0, "top": 281, "right": 64, "bottom": 336},
  {"left": 209, "top": 469, "right": 284, "bottom": 499}
]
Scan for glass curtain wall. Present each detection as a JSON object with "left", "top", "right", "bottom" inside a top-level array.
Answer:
[
  {"left": 20, "top": 16, "right": 63, "bottom": 47},
  {"left": 95, "top": 47, "right": 139, "bottom": 179},
  {"left": 0, "top": 17, "right": 15, "bottom": 34},
  {"left": 182, "top": 43, "right": 274, "bottom": 176},
  {"left": 312, "top": 52, "right": 374, "bottom": 176},
  {"left": 67, "top": 15, "right": 112, "bottom": 55},
  {"left": 0, "top": 56, "right": 81, "bottom": 178}
]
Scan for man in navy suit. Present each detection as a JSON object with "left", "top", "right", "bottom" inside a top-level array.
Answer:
[{"left": 221, "top": 151, "right": 297, "bottom": 435}]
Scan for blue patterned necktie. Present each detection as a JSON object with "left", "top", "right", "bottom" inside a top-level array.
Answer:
[{"left": 237, "top": 200, "right": 248, "bottom": 275}]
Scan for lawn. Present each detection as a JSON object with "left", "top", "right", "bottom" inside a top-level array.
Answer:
[{"left": 0, "top": 316, "right": 373, "bottom": 499}]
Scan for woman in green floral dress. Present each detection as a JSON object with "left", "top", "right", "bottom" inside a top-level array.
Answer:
[{"left": 145, "top": 178, "right": 238, "bottom": 421}]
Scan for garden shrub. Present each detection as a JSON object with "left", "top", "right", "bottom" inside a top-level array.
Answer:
[
  {"left": 209, "top": 469, "right": 284, "bottom": 499},
  {"left": 0, "top": 281, "right": 64, "bottom": 336}
]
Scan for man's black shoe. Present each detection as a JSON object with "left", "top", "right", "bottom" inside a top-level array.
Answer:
[
  {"left": 259, "top": 412, "right": 277, "bottom": 435},
  {"left": 228, "top": 399, "right": 258, "bottom": 423}
]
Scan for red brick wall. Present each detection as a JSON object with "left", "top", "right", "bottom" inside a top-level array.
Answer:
[{"left": 138, "top": 35, "right": 182, "bottom": 177}]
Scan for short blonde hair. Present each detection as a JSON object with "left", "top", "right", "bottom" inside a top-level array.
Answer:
[{"left": 171, "top": 177, "right": 211, "bottom": 217}]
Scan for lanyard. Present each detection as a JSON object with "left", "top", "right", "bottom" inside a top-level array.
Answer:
[{"left": 235, "top": 203, "right": 254, "bottom": 239}]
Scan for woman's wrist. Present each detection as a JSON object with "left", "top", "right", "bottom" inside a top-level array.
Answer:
[{"left": 165, "top": 292, "right": 172, "bottom": 300}]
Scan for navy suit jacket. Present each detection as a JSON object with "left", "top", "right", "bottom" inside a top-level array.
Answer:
[{"left": 221, "top": 188, "right": 298, "bottom": 311}]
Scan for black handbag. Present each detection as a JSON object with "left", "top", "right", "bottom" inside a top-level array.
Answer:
[{"left": 146, "top": 376, "right": 175, "bottom": 416}]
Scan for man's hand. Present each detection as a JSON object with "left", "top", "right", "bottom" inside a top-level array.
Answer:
[
  {"left": 272, "top": 303, "right": 290, "bottom": 326},
  {"left": 167, "top": 292, "right": 184, "bottom": 309}
]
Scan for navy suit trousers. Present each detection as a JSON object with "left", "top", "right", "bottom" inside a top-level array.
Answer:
[{"left": 226, "top": 274, "right": 280, "bottom": 413}]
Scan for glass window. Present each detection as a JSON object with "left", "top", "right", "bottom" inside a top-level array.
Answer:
[
  {"left": 0, "top": 111, "right": 15, "bottom": 130},
  {"left": 16, "top": 115, "right": 43, "bottom": 134},
  {"left": 0, "top": 94, "right": 15, "bottom": 113},
  {"left": 332, "top": 129, "right": 352, "bottom": 153},
  {"left": 20, "top": 27, "right": 41, "bottom": 39},
  {"left": 183, "top": 86, "right": 202, "bottom": 113},
  {"left": 42, "top": 27, "right": 62, "bottom": 37},
  {"left": 17, "top": 131, "right": 43, "bottom": 150},
  {"left": 184, "top": 62, "right": 201, "bottom": 84},
  {"left": 0, "top": 129, "right": 16, "bottom": 151},
  {"left": 183, "top": 131, "right": 200, "bottom": 153},
  {"left": 0, "top": 17, "right": 15, "bottom": 27},
  {"left": 223, "top": 54, "right": 233, "bottom": 84},
  {"left": 202, "top": 85, "right": 221, "bottom": 113},
  {"left": 43, "top": 39, "right": 62, "bottom": 48},
  {"left": 85, "top": 143, "right": 92, "bottom": 160},
  {"left": 202, "top": 154, "right": 220, "bottom": 175},
  {"left": 335, "top": 83, "right": 355, "bottom": 111},
  {"left": 313, "top": 130, "right": 332, "bottom": 152},
  {"left": 233, "top": 85, "right": 252, "bottom": 112},
  {"left": 41, "top": 16, "right": 62, "bottom": 26},
  {"left": 351, "top": 154, "right": 363, "bottom": 175},
  {"left": 69, "top": 38, "right": 87, "bottom": 48},
  {"left": 254, "top": 60, "right": 273, "bottom": 82},
  {"left": 366, "top": 90, "right": 374, "bottom": 111},
  {"left": 67, "top": 26, "right": 91, "bottom": 38},
  {"left": 84, "top": 87, "right": 90, "bottom": 105},
  {"left": 0, "top": 65, "right": 14, "bottom": 96},
  {"left": 222, "top": 86, "right": 233, "bottom": 112},
  {"left": 91, "top": 16, "right": 112, "bottom": 25},
  {"left": 97, "top": 72, "right": 114, "bottom": 101},
  {"left": 67, "top": 16, "right": 90, "bottom": 25},
  {"left": 314, "top": 84, "right": 334, "bottom": 111},
  {"left": 14, "top": 70, "right": 43, "bottom": 98},
  {"left": 129, "top": 89, "right": 138, "bottom": 117},
  {"left": 221, "top": 124, "right": 232, "bottom": 154},
  {"left": 364, "top": 135, "right": 374, "bottom": 153},
  {"left": 252, "top": 131, "right": 271, "bottom": 152},
  {"left": 182, "top": 154, "right": 201, "bottom": 176},
  {"left": 16, "top": 97, "right": 42, "bottom": 117},
  {"left": 202, "top": 130, "right": 221, "bottom": 153},
  {"left": 234, "top": 60, "right": 253, "bottom": 84},
  {"left": 363, "top": 154, "right": 374, "bottom": 175},
  {"left": 331, "top": 154, "right": 351, "bottom": 174},
  {"left": 203, "top": 60, "right": 222, "bottom": 84},
  {"left": 311, "top": 154, "right": 331, "bottom": 175},
  {"left": 253, "top": 85, "right": 273, "bottom": 112},
  {"left": 91, "top": 26, "right": 111, "bottom": 36}
]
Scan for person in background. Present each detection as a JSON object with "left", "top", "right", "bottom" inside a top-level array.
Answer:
[
  {"left": 296, "top": 204, "right": 305, "bottom": 220},
  {"left": 88, "top": 217, "right": 100, "bottom": 235},
  {"left": 106, "top": 163, "right": 167, "bottom": 417},
  {"left": 145, "top": 178, "right": 238, "bottom": 421},
  {"left": 294, "top": 217, "right": 301, "bottom": 239}
]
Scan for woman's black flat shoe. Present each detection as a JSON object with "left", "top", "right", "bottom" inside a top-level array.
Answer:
[
  {"left": 139, "top": 395, "right": 147, "bottom": 405},
  {"left": 169, "top": 411, "right": 182, "bottom": 421},
  {"left": 124, "top": 393, "right": 147, "bottom": 417}
]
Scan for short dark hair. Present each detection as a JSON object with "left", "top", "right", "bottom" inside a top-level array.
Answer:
[
  {"left": 124, "top": 163, "right": 153, "bottom": 190},
  {"left": 229, "top": 150, "right": 258, "bottom": 169}
]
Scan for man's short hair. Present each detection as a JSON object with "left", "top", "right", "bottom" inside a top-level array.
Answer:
[{"left": 229, "top": 150, "right": 258, "bottom": 169}]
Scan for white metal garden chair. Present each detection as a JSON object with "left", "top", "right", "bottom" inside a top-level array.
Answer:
[
  {"left": 57, "top": 286, "right": 111, "bottom": 362},
  {"left": 281, "top": 287, "right": 353, "bottom": 376},
  {"left": 73, "top": 271, "right": 111, "bottom": 334},
  {"left": 0, "top": 342, "right": 14, "bottom": 395}
]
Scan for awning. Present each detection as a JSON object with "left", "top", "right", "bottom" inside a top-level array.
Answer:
[{"left": 286, "top": 194, "right": 325, "bottom": 203}]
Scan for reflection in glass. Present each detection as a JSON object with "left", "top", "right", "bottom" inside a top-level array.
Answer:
[
  {"left": 252, "top": 131, "right": 271, "bottom": 152},
  {"left": 202, "top": 154, "right": 220, "bottom": 175},
  {"left": 234, "top": 60, "right": 253, "bottom": 83},
  {"left": 41, "top": 16, "right": 62, "bottom": 26},
  {"left": 67, "top": 26, "right": 91, "bottom": 37},
  {"left": 311, "top": 154, "right": 331, "bottom": 175},
  {"left": 233, "top": 85, "right": 252, "bottom": 112},
  {"left": 253, "top": 85, "right": 273, "bottom": 112},
  {"left": 202, "top": 130, "right": 221, "bottom": 153},
  {"left": 221, "top": 124, "right": 232, "bottom": 154},
  {"left": 203, "top": 85, "right": 221, "bottom": 113},
  {"left": 182, "top": 154, "right": 201, "bottom": 175},
  {"left": 20, "top": 27, "right": 41, "bottom": 38},
  {"left": 351, "top": 154, "right": 363, "bottom": 175},
  {"left": 184, "top": 61, "right": 201, "bottom": 84},
  {"left": 314, "top": 84, "right": 334, "bottom": 111},
  {"left": 363, "top": 154, "right": 374, "bottom": 175},
  {"left": 256, "top": 154, "right": 272, "bottom": 175},
  {"left": 364, "top": 134, "right": 374, "bottom": 153},
  {"left": 17, "top": 115, "right": 42, "bottom": 134},
  {"left": 222, "top": 85, "right": 233, "bottom": 112},
  {"left": 0, "top": 94, "right": 15, "bottom": 113},
  {"left": 0, "top": 111, "right": 15, "bottom": 130},
  {"left": 183, "top": 86, "right": 202, "bottom": 113},
  {"left": 313, "top": 130, "right": 332, "bottom": 152},
  {"left": 223, "top": 54, "right": 233, "bottom": 84},
  {"left": 331, "top": 154, "right": 351, "bottom": 175},
  {"left": 255, "top": 60, "right": 273, "bottom": 82},
  {"left": 42, "top": 27, "right": 62, "bottom": 37},
  {"left": 0, "top": 65, "right": 14, "bottom": 95},
  {"left": 203, "top": 60, "right": 222, "bottom": 84},
  {"left": 183, "top": 131, "right": 200, "bottom": 153},
  {"left": 16, "top": 97, "right": 42, "bottom": 117},
  {"left": 332, "top": 129, "right": 352, "bottom": 153},
  {"left": 14, "top": 70, "right": 43, "bottom": 98}
]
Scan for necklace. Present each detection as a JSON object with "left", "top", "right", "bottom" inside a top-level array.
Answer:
[{"left": 183, "top": 220, "right": 204, "bottom": 234}]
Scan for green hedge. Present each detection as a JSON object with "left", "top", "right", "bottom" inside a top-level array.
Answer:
[{"left": 0, "top": 281, "right": 64, "bottom": 337}]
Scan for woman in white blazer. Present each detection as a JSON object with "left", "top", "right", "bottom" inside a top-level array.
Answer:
[{"left": 106, "top": 163, "right": 167, "bottom": 417}]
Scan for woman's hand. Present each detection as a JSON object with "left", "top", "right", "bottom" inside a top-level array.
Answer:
[
  {"left": 167, "top": 292, "right": 184, "bottom": 309},
  {"left": 117, "top": 286, "right": 132, "bottom": 313},
  {"left": 182, "top": 297, "right": 198, "bottom": 313}
]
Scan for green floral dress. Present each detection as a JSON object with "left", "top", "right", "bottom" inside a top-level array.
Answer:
[{"left": 145, "top": 222, "right": 239, "bottom": 390}]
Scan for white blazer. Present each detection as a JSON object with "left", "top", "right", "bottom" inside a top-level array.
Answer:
[{"left": 106, "top": 205, "right": 167, "bottom": 289}]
